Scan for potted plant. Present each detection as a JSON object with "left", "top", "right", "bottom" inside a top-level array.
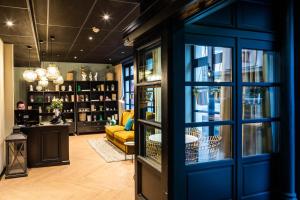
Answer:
[{"left": 50, "top": 97, "right": 63, "bottom": 117}]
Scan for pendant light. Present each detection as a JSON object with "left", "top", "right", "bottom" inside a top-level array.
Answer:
[
  {"left": 38, "top": 76, "right": 49, "bottom": 87},
  {"left": 23, "top": 46, "right": 37, "bottom": 82},
  {"left": 53, "top": 75, "right": 64, "bottom": 85},
  {"left": 46, "top": 36, "right": 59, "bottom": 80}
]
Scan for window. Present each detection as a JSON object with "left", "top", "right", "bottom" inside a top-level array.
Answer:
[
  {"left": 123, "top": 62, "right": 134, "bottom": 110},
  {"left": 241, "top": 49, "right": 280, "bottom": 156},
  {"left": 185, "top": 44, "right": 233, "bottom": 164},
  {"left": 137, "top": 44, "right": 162, "bottom": 166}
]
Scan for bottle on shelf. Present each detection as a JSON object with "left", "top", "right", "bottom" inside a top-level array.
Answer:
[
  {"left": 85, "top": 95, "right": 89, "bottom": 102},
  {"left": 71, "top": 95, "right": 75, "bottom": 102},
  {"left": 68, "top": 85, "right": 72, "bottom": 91},
  {"left": 65, "top": 95, "right": 69, "bottom": 102},
  {"left": 111, "top": 84, "right": 115, "bottom": 91}
]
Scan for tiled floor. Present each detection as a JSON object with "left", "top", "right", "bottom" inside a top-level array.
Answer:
[{"left": 0, "top": 134, "right": 135, "bottom": 200}]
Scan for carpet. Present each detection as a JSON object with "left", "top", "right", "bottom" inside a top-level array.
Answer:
[{"left": 88, "top": 138, "right": 133, "bottom": 163}]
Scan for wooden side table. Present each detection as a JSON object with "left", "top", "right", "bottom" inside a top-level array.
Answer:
[{"left": 124, "top": 141, "right": 135, "bottom": 162}]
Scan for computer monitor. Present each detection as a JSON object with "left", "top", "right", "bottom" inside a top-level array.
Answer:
[{"left": 15, "top": 110, "right": 39, "bottom": 126}]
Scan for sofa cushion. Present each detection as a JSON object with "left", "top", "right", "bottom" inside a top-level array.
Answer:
[
  {"left": 114, "top": 131, "right": 134, "bottom": 143},
  {"left": 124, "top": 118, "right": 133, "bottom": 131},
  {"left": 105, "top": 125, "right": 125, "bottom": 137},
  {"left": 121, "top": 110, "right": 134, "bottom": 126}
]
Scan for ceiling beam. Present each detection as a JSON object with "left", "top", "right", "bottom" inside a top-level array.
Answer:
[{"left": 25, "top": 0, "right": 40, "bottom": 63}]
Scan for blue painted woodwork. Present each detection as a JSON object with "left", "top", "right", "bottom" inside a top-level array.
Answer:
[{"left": 182, "top": 1, "right": 289, "bottom": 200}]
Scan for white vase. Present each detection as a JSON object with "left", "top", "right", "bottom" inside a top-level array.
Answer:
[{"left": 54, "top": 109, "right": 60, "bottom": 117}]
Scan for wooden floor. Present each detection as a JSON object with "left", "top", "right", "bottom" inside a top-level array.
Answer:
[{"left": 0, "top": 134, "right": 135, "bottom": 200}]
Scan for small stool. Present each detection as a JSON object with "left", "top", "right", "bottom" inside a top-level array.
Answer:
[{"left": 124, "top": 141, "right": 135, "bottom": 162}]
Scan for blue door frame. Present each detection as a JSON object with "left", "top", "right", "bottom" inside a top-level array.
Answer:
[{"left": 173, "top": 0, "right": 297, "bottom": 199}]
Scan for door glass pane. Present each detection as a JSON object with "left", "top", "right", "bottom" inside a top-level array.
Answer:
[
  {"left": 185, "top": 45, "right": 232, "bottom": 82},
  {"left": 130, "top": 65, "right": 134, "bottom": 76},
  {"left": 185, "top": 125, "right": 232, "bottom": 165},
  {"left": 144, "top": 125, "right": 162, "bottom": 165},
  {"left": 139, "top": 86, "right": 161, "bottom": 123},
  {"left": 242, "top": 49, "right": 279, "bottom": 82},
  {"left": 242, "top": 87, "right": 279, "bottom": 119},
  {"left": 242, "top": 122, "right": 279, "bottom": 156},
  {"left": 125, "top": 67, "right": 129, "bottom": 76},
  {"left": 185, "top": 86, "right": 232, "bottom": 123},
  {"left": 138, "top": 46, "right": 161, "bottom": 82},
  {"left": 125, "top": 81, "right": 129, "bottom": 92}
]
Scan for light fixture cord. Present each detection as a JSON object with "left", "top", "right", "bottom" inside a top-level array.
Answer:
[{"left": 28, "top": 47, "right": 31, "bottom": 68}]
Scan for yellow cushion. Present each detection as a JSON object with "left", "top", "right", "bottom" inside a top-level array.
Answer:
[
  {"left": 105, "top": 125, "right": 124, "bottom": 137},
  {"left": 121, "top": 110, "right": 134, "bottom": 126},
  {"left": 114, "top": 131, "right": 134, "bottom": 143}
]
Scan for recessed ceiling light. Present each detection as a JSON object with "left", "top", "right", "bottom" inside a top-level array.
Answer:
[
  {"left": 103, "top": 14, "right": 110, "bottom": 21},
  {"left": 88, "top": 36, "right": 93, "bottom": 40},
  {"left": 80, "top": 49, "right": 84, "bottom": 52},
  {"left": 57, "top": 54, "right": 60, "bottom": 57},
  {"left": 74, "top": 56, "right": 78, "bottom": 59},
  {"left": 108, "top": 58, "right": 112, "bottom": 61},
  {"left": 6, "top": 20, "right": 14, "bottom": 27},
  {"left": 92, "top": 26, "right": 100, "bottom": 33},
  {"left": 121, "top": 51, "right": 125, "bottom": 54}
]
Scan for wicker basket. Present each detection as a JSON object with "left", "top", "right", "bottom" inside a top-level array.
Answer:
[{"left": 185, "top": 128, "right": 223, "bottom": 164}]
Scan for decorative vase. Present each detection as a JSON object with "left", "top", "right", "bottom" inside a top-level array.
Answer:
[{"left": 54, "top": 109, "right": 60, "bottom": 117}]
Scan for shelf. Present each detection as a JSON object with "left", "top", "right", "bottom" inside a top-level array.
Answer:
[{"left": 28, "top": 102, "right": 43, "bottom": 104}]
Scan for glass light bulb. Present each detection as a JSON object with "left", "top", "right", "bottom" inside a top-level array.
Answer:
[{"left": 23, "top": 70, "right": 37, "bottom": 82}]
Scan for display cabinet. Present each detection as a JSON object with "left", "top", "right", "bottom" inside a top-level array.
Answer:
[
  {"left": 76, "top": 81, "right": 118, "bottom": 134},
  {"left": 27, "top": 80, "right": 118, "bottom": 134}
]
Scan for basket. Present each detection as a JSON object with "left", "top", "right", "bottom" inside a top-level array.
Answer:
[{"left": 185, "top": 128, "right": 223, "bottom": 164}]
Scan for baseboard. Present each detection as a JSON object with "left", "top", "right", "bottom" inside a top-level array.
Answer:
[{"left": 0, "top": 166, "right": 6, "bottom": 180}]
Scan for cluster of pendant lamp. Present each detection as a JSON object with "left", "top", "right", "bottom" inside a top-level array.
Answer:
[{"left": 22, "top": 36, "right": 63, "bottom": 87}]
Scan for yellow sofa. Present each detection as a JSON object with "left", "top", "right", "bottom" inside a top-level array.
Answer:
[{"left": 105, "top": 110, "right": 134, "bottom": 154}]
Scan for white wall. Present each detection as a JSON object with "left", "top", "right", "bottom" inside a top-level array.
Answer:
[
  {"left": 14, "top": 61, "right": 113, "bottom": 106},
  {"left": 0, "top": 39, "right": 5, "bottom": 174}
]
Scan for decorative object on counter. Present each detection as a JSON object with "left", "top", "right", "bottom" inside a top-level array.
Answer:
[
  {"left": 106, "top": 66, "right": 114, "bottom": 81},
  {"left": 81, "top": 67, "right": 88, "bottom": 81},
  {"left": 66, "top": 71, "right": 74, "bottom": 81},
  {"left": 30, "top": 95, "right": 34, "bottom": 103},
  {"left": 29, "top": 85, "right": 33, "bottom": 91},
  {"left": 94, "top": 72, "right": 98, "bottom": 81},
  {"left": 55, "top": 85, "right": 60, "bottom": 91},
  {"left": 89, "top": 72, "right": 93, "bottom": 81},
  {"left": 68, "top": 85, "right": 72, "bottom": 91},
  {"left": 50, "top": 97, "right": 63, "bottom": 117},
  {"left": 79, "top": 112, "right": 87, "bottom": 121},
  {"left": 5, "top": 132, "right": 28, "bottom": 179},
  {"left": 36, "top": 85, "right": 43, "bottom": 91},
  {"left": 87, "top": 115, "right": 92, "bottom": 122}
]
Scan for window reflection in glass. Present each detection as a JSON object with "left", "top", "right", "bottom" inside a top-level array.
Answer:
[
  {"left": 139, "top": 86, "right": 161, "bottom": 123},
  {"left": 242, "top": 122, "right": 279, "bottom": 156},
  {"left": 138, "top": 46, "right": 161, "bottom": 82},
  {"left": 185, "top": 125, "right": 232, "bottom": 165},
  {"left": 185, "top": 45, "right": 232, "bottom": 82},
  {"left": 144, "top": 125, "right": 162, "bottom": 164},
  {"left": 242, "top": 49, "right": 279, "bottom": 82},
  {"left": 242, "top": 87, "right": 279, "bottom": 119},
  {"left": 185, "top": 86, "right": 232, "bottom": 123}
]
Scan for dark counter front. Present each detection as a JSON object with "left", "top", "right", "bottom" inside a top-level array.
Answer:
[{"left": 20, "top": 124, "right": 70, "bottom": 168}]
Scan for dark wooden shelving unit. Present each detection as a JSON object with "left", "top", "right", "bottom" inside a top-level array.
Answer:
[
  {"left": 27, "top": 80, "right": 118, "bottom": 135},
  {"left": 75, "top": 80, "right": 118, "bottom": 135}
]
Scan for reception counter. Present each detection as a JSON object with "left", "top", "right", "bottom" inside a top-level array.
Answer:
[{"left": 18, "top": 123, "right": 70, "bottom": 168}]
